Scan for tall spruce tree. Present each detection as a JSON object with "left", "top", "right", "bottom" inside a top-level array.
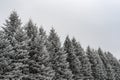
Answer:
[
  {"left": 47, "top": 28, "right": 73, "bottom": 80},
  {"left": 3, "top": 11, "right": 21, "bottom": 36},
  {"left": 2, "top": 11, "right": 21, "bottom": 46},
  {"left": 1, "top": 11, "right": 28, "bottom": 79},
  {"left": 47, "top": 28, "right": 61, "bottom": 53},
  {"left": 7, "top": 29, "right": 29, "bottom": 80},
  {"left": 47, "top": 28, "right": 61, "bottom": 62},
  {"left": 98, "top": 48, "right": 115, "bottom": 80},
  {"left": 24, "top": 33, "right": 54, "bottom": 80},
  {"left": 64, "top": 36, "right": 82, "bottom": 80},
  {"left": 105, "top": 52, "right": 120, "bottom": 80},
  {"left": 86, "top": 46, "right": 106, "bottom": 80},
  {"left": 71, "top": 38, "right": 93, "bottom": 80}
]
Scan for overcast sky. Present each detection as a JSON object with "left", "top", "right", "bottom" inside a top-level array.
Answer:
[{"left": 0, "top": 0, "right": 120, "bottom": 59}]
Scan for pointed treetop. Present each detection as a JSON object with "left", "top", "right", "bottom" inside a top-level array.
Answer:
[
  {"left": 98, "top": 47, "right": 102, "bottom": 52},
  {"left": 39, "top": 26, "right": 46, "bottom": 36},
  {"left": 8, "top": 11, "right": 21, "bottom": 27},
  {"left": 71, "top": 37, "right": 76, "bottom": 44},
  {"left": 87, "top": 46, "right": 91, "bottom": 51},
  {"left": 97, "top": 47, "right": 104, "bottom": 56},
  {"left": 64, "top": 35, "right": 71, "bottom": 47},
  {"left": 48, "top": 27, "right": 61, "bottom": 50},
  {"left": 63, "top": 35, "right": 73, "bottom": 53},
  {"left": 48, "top": 27, "right": 59, "bottom": 40},
  {"left": 3, "top": 11, "right": 21, "bottom": 36},
  {"left": 9, "top": 11, "right": 19, "bottom": 20},
  {"left": 25, "top": 19, "right": 38, "bottom": 39},
  {"left": 65, "top": 35, "right": 71, "bottom": 42},
  {"left": 49, "top": 27, "right": 57, "bottom": 38},
  {"left": 50, "top": 27, "right": 55, "bottom": 33},
  {"left": 71, "top": 37, "right": 82, "bottom": 49},
  {"left": 27, "top": 19, "right": 34, "bottom": 27}
]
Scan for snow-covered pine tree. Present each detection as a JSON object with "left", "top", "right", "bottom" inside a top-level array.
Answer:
[
  {"left": 3, "top": 11, "right": 21, "bottom": 36},
  {"left": 47, "top": 28, "right": 61, "bottom": 53},
  {"left": 51, "top": 50, "right": 73, "bottom": 80},
  {"left": 0, "top": 31, "right": 14, "bottom": 79},
  {"left": 6, "top": 27, "right": 29, "bottom": 80},
  {"left": 2, "top": 11, "right": 21, "bottom": 46},
  {"left": 105, "top": 52, "right": 120, "bottom": 80},
  {"left": 24, "top": 28, "right": 54, "bottom": 80},
  {"left": 98, "top": 48, "right": 115, "bottom": 80},
  {"left": 63, "top": 36, "right": 82, "bottom": 80},
  {"left": 47, "top": 28, "right": 61, "bottom": 63},
  {"left": 71, "top": 38, "right": 93, "bottom": 80},
  {"left": 1, "top": 11, "right": 28, "bottom": 79},
  {"left": 47, "top": 28, "right": 73, "bottom": 80},
  {"left": 86, "top": 46, "right": 106, "bottom": 80}
]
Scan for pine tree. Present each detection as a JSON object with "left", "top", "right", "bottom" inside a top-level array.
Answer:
[
  {"left": 0, "top": 11, "right": 28, "bottom": 79},
  {"left": 3, "top": 11, "right": 21, "bottom": 36},
  {"left": 2, "top": 11, "right": 21, "bottom": 46},
  {"left": 47, "top": 29, "right": 73, "bottom": 80},
  {"left": 86, "top": 46, "right": 106, "bottom": 80},
  {"left": 8, "top": 31, "right": 29, "bottom": 79},
  {"left": 64, "top": 36, "right": 82, "bottom": 80},
  {"left": 24, "top": 32, "right": 54, "bottom": 80},
  {"left": 105, "top": 52, "right": 120, "bottom": 80},
  {"left": 6, "top": 39, "right": 29, "bottom": 80},
  {"left": 47, "top": 28, "right": 61, "bottom": 62},
  {"left": 2, "top": 27, "right": 29, "bottom": 79},
  {"left": 0, "top": 31, "right": 14, "bottom": 79},
  {"left": 51, "top": 50, "right": 73, "bottom": 80},
  {"left": 47, "top": 28, "right": 61, "bottom": 53},
  {"left": 71, "top": 38, "right": 93, "bottom": 80},
  {"left": 98, "top": 48, "right": 115, "bottom": 80}
]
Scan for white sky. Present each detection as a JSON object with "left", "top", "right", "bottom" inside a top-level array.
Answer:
[{"left": 0, "top": 0, "right": 120, "bottom": 59}]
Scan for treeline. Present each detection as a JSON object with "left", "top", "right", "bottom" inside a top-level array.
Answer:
[{"left": 0, "top": 11, "right": 120, "bottom": 80}]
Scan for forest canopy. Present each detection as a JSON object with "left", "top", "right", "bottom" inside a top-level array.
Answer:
[{"left": 0, "top": 11, "right": 120, "bottom": 80}]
